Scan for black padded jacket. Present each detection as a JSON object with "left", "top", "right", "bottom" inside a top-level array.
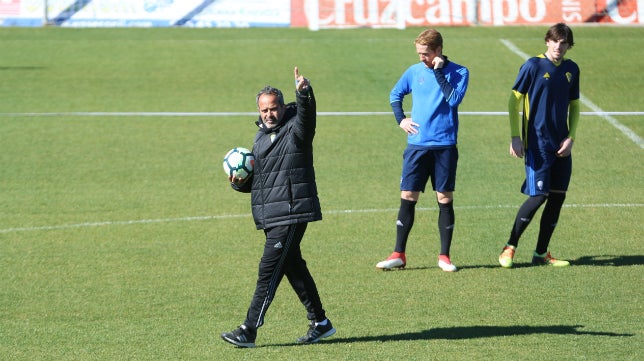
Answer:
[{"left": 232, "top": 87, "right": 322, "bottom": 230}]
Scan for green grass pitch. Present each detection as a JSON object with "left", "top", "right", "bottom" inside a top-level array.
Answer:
[{"left": 0, "top": 26, "right": 642, "bottom": 360}]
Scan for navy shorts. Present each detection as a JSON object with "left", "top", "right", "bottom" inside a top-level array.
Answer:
[
  {"left": 521, "top": 148, "right": 572, "bottom": 196},
  {"left": 400, "top": 146, "right": 458, "bottom": 193}
]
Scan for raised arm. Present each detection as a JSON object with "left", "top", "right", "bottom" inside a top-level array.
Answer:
[{"left": 293, "top": 66, "right": 316, "bottom": 141}]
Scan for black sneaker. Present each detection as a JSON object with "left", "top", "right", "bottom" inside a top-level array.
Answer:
[
  {"left": 296, "top": 319, "right": 336, "bottom": 344},
  {"left": 221, "top": 324, "right": 256, "bottom": 348}
]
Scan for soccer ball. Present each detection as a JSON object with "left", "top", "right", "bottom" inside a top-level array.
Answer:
[{"left": 223, "top": 147, "right": 255, "bottom": 180}]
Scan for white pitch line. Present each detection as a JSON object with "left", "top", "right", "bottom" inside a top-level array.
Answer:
[
  {"left": 1, "top": 203, "right": 641, "bottom": 234},
  {"left": 579, "top": 94, "right": 644, "bottom": 148},
  {"left": 0, "top": 214, "right": 249, "bottom": 234},
  {"left": 1, "top": 111, "right": 643, "bottom": 117},
  {"left": 500, "top": 39, "right": 644, "bottom": 149}
]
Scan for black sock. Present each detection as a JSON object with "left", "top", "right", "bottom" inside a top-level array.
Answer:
[
  {"left": 508, "top": 195, "right": 547, "bottom": 247},
  {"left": 535, "top": 192, "right": 566, "bottom": 254},
  {"left": 394, "top": 198, "right": 416, "bottom": 253},
  {"left": 438, "top": 201, "right": 455, "bottom": 256}
]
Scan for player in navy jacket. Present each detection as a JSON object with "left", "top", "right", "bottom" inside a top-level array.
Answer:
[
  {"left": 376, "top": 29, "right": 469, "bottom": 272},
  {"left": 499, "top": 23, "right": 580, "bottom": 268}
]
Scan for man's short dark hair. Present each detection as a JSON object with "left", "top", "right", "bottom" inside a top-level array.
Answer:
[
  {"left": 256, "top": 86, "right": 284, "bottom": 106},
  {"left": 545, "top": 23, "right": 574, "bottom": 48}
]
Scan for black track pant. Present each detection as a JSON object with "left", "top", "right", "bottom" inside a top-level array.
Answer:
[{"left": 244, "top": 222, "right": 327, "bottom": 330}]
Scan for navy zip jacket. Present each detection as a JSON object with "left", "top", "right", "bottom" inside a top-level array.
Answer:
[{"left": 232, "top": 87, "right": 322, "bottom": 230}]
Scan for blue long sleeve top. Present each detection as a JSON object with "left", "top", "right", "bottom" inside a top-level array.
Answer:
[{"left": 390, "top": 59, "right": 469, "bottom": 148}]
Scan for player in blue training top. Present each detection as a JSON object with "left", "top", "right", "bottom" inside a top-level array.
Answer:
[
  {"left": 499, "top": 23, "right": 580, "bottom": 268},
  {"left": 376, "top": 28, "right": 469, "bottom": 272}
]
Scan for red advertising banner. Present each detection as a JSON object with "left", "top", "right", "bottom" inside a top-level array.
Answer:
[
  {"left": 291, "top": 0, "right": 643, "bottom": 28},
  {"left": 0, "top": 0, "right": 21, "bottom": 16}
]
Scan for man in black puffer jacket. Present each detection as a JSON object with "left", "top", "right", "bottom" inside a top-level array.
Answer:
[{"left": 221, "top": 67, "right": 335, "bottom": 348}]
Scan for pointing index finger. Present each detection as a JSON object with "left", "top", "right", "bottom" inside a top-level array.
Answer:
[{"left": 294, "top": 66, "right": 300, "bottom": 79}]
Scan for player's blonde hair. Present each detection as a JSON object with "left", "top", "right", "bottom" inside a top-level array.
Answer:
[{"left": 415, "top": 29, "right": 443, "bottom": 51}]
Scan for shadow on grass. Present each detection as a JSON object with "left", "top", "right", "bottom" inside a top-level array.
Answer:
[
  {"left": 329, "top": 325, "right": 633, "bottom": 343},
  {"left": 571, "top": 255, "right": 644, "bottom": 267},
  {"left": 263, "top": 325, "right": 633, "bottom": 347},
  {"left": 397, "top": 263, "right": 532, "bottom": 271},
  {"left": 0, "top": 66, "right": 46, "bottom": 71},
  {"left": 396, "top": 255, "right": 644, "bottom": 271}
]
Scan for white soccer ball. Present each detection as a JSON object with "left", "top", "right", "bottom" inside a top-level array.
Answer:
[{"left": 223, "top": 147, "right": 255, "bottom": 180}]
